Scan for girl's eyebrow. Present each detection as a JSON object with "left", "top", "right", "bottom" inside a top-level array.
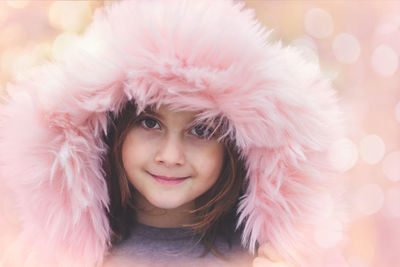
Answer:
[
  {"left": 142, "top": 108, "right": 163, "bottom": 120},
  {"left": 188, "top": 118, "right": 217, "bottom": 130}
]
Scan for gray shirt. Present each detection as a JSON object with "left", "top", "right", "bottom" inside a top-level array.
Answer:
[{"left": 103, "top": 222, "right": 254, "bottom": 267}]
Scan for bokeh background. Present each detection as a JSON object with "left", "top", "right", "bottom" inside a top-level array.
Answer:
[{"left": 0, "top": 1, "right": 399, "bottom": 267}]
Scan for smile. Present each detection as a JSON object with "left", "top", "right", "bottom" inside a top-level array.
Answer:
[{"left": 148, "top": 172, "right": 189, "bottom": 185}]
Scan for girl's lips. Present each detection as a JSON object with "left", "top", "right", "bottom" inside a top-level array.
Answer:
[{"left": 149, "top": 173, "right": 189, "bottom": 185}]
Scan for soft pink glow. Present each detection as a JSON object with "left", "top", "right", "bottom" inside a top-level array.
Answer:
[
  {"left": 395, "top": 102, "right": 400, "bottom": 123},
  {"left": 328, "top": 138, "right": 359, "bottom": 172},
  {"left": 333, "top": 33, "right": 361, "bottom": 64},
  {"left": 52, "top": 32, "right": 79, "bottom": 60},
  {"left": 359, "top": 135, "right": 386, "bottom": 165},
  {"left": 304, "top": 8, "right": 334, "bottom": 39},
  {"left": 385, "top": 185, "right": 400, "bottom": 217},
  {"left": 48, "top": 1, "right": 91, "bottom": 32},
  {"left": 314, "top": 219, "right": 343, "bottom": 248},
  {"left": 370, "top": 44, "right": 399, "bottom": 77},
  {"left": 355, "top": 184, "right": 385, "bottom": 215},
  {"left": 6, "top": 0, "right": 29, "bottom": 9},
  {"left": 382, "top": 151, "right": 400, "bottom": 182},
  {"left": 347, "top": 256, "right": 370, "bottom": 267}
]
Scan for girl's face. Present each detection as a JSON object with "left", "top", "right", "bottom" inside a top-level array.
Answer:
[{"left": 121, "top": 105, "right": 225, "bottom": 213}]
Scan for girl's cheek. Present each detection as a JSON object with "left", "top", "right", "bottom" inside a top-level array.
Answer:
[
  {"left": 186, "top": 139, "right": 225, "bottom": 164},
  {"left": 123, "top": 129, "right": 162, "bottom": 160},
  {"left": 128, "top": 127, "right": 162, "bottom": 143},
  {"left": 184, "top": 134, "right": 222, "bottom": 149}
]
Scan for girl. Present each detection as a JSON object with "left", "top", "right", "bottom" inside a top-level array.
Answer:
[
  {"left": 0, "top": 0, "right": 345, "bottom": 266},
  {"left": 102, "top": 102, "right": 252, "bottom": 266}
]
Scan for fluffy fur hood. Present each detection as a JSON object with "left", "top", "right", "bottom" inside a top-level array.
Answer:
[{"left": 0, "top": 0, "right": 345, "bottom": 266}]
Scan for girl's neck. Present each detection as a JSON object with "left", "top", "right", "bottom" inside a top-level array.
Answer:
[{"left": 134, "top": 194, "right": 197, "bottom": 228}]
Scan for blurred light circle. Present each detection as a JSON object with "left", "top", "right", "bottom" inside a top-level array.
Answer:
[
  {"left": 333, "top": 33, "right": 361, "bottom": 64},
  {"left": 328, "top": 138, "right": 358, "bottom": 172},
  {"left": 385, "top": 185, "right": 400, "bottom": 217},
  {"left": 355, "top": 184, "right": 384, "bottom": 215},
  {"left": 0, "top": 47, "right": 22, "bottom": 78},
  {"left": 382, "top": 151, "right": 400, "bottom": 181},
  {"left": 377, "top": 22, "right": 398, "bottom": 35},
  {"left": 377, "top": 14, "right": 400, "bottom": 35},
  {"left": 49, "top": 1, "right": 92, "bottom": 32},
  {"left": 52, "top": 33, "right": 79, "bottom": 60},
  {"left": 371, "top": 44, "right": 398, "bottom": 77},
  {"left": 359, "top": 135, "right": 385, "bottom": 165},
  {"left": 304, "top": 8, "right": 334, "bottom": 39},
  {"left": 6, "top": 0, "right": 29, "bottom": 9},
  {"left": 48, "top": 2, "right": 62, "bottom": 28},
  {"left": 395, "top": 102, "right": 400, "bottom": 123},
  {"left": 314, "top": 219, "right": 343, "bottom": 248}
]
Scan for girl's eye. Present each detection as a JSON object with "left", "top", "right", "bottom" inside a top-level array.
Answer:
[
  {"left": 140, "top": 118, "right": 160, "bottom": 129},
  {"left": 190, "top": 125, "right": 214, "bottom": 138}
]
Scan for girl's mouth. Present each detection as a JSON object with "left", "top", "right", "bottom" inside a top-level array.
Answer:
[{"left": 148, "top": 172, "right": 189, "bottom": 185}]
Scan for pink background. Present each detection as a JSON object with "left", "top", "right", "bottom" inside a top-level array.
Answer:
[{"left": 1, "top": 1, "right": 399, "bottom": 266}]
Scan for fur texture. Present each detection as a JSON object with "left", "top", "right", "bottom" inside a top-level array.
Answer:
[{"left": 0, "top": 0, "right": 345, "bottom": 266}]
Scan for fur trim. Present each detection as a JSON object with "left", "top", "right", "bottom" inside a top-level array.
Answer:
[{"left": 0, "top": 0, "right": 345, "bottom": 266}]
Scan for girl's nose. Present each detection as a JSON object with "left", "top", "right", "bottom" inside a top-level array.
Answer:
[{"left": 154, "top": 134, "right": 185, "bottom": 167}]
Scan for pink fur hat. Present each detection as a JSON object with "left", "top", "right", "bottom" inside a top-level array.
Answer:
[{"left": 0, "top": 0, "right": 345, "bottom": 266}]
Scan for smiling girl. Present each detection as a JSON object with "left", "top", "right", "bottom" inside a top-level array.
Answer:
[
  {"left": 103, "top": 102, "right": 251, "bottom": 266},
  {"left": 120, "top": 105, "right": 225, "bottom": 215},
  {"left": 0, "top": 0, "right": 345, "bottom": 267}
]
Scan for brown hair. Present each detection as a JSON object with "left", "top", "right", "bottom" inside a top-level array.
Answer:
[{"left": 103, "top": 101, "right": 247, "bottom": 258}]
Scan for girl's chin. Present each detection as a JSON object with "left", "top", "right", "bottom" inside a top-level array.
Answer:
[{"left": 148, "top": 198, "right": 194, "bottom": 211}]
